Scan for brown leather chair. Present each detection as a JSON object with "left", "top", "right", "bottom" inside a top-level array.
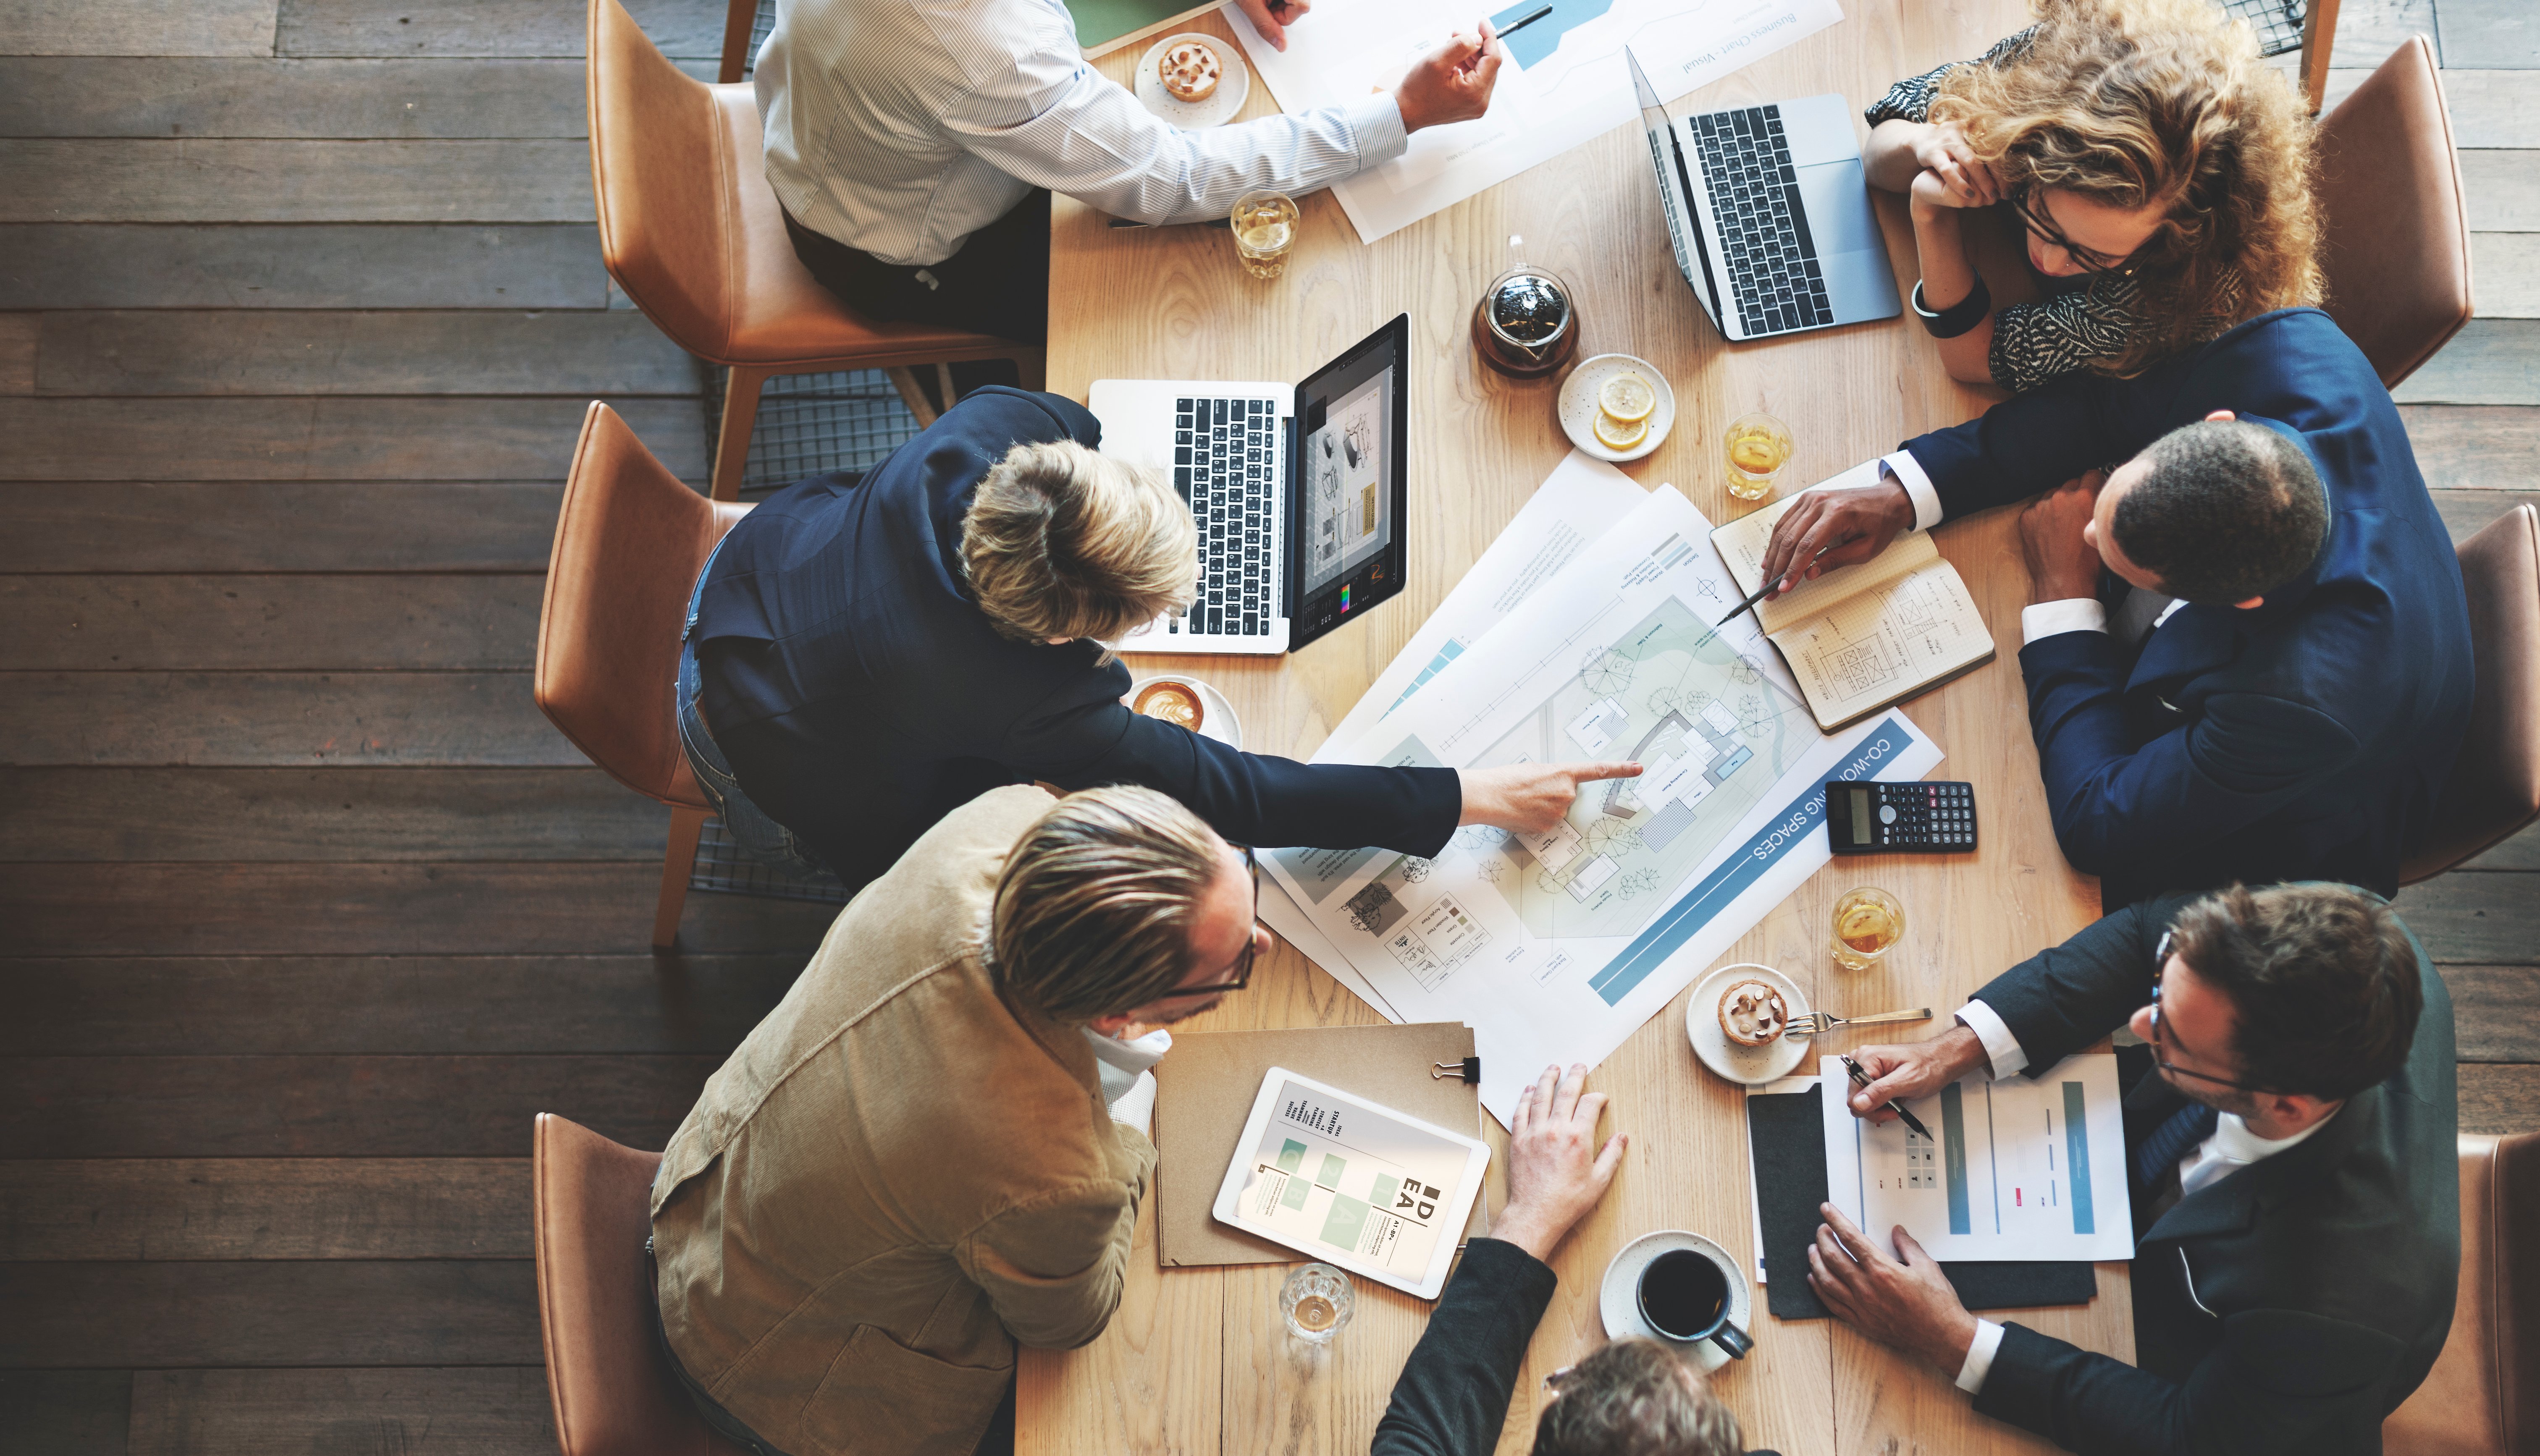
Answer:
[
  {"left": 2314, "top": 37, "right": 2474, "bottom": 390},
  {"left": 588, "top": 0, "right": 1043, "bottom": 502},
  {"left": 2385, "top": 1132, "right": 2540, "bottom": 1456},
  {"left": 536, "top": 403, "right": 752, "bottom": 947},
  {"left": 533, "top": 1113, "right": 750, "bottom": 1456},
  {"left": 2403, "top": 505, "right": 2540, "bottom": 884}
]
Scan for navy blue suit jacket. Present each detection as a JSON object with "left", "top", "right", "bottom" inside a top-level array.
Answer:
[
  {"left": 1902, "top": 309, "right": 2473, "bottom": 907},
  {"left": 1967, "top": 893, "right": 2458, "bottom": 1456},
  {"left": 691, "top": 387, "right": 1461, "bottom": 885}
]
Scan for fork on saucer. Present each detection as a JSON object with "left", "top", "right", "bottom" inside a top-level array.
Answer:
[{"left": 1786, "top": 1007, "right": 1933, "bottom": 1038}]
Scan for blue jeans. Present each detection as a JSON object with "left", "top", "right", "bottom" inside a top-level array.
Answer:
[{"left": 678, "top": 553, "right": 829, "bottom": 879}]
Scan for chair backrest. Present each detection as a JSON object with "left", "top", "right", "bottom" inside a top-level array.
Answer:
[
  {"left": 2404, "top": 505, "right": 2540, "bottom": 883},
  {"left": 532, "top": 1113, "right": 743, "bottom": 1456},
  {"left": 535, "top": 403, "right": 749, "bottom": 807},
  {"left": 2314, "top": 37, "right": 2474, "bottom": 389},
  {"left": 588, "top": 0, "right": 739, "bottom": 357},
  {"left": 2384, "top": 1132, "right": 2540, "bottom": 1456}
]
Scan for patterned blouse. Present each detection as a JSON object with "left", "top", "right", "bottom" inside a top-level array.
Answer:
[{"left": 1864, "top": 30, "right": 2237, "bottom": 393}]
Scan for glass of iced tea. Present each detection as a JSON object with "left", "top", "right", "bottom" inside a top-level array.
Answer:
[
  {"left": 1231, "top": 190, "right": 1299, "bottom": 280},
  {"left": 1724, "top": 412, "right": 1795, "bottom": 501},
  {"left": 1280, "top": 1262, "right": 1355, "bottom": 1343},
  {"left": 1829, "top": 886, "right": 1904, "bottom": 971}
]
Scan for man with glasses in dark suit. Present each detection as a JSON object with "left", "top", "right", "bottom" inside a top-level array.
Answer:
[
  {"left": 1805, "top": 881, "right": 2457, "bottom": 1456},
  {"left": 648, "top": 783, "right": 1270, "bottom": 1456}
]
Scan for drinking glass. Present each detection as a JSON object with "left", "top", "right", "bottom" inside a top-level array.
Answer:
[
  {"left": 1280, "top": 1262, "right": 1355, "bottom": 1343},
  {"left": 1723, "top": 412, "right": 1795, "bottom": 501},
  {"left": 1829, "top": 886, "right": 1904, "bottom": 971},
  {"left": 1231, "top": 191, "right": 1300, "bottom": 280}
]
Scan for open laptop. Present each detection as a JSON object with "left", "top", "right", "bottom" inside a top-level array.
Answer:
[
  {"left": 1091, "top": 314, "right": 1410, "bottom": 656},
  {"left": 1629, "top": 47, "right": 1902, "bottom": 342}
]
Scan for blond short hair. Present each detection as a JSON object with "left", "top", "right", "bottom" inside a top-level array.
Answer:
[
  {"left": 961, "top": 440, "right": 1197, "bottom": 644},
  {"left": 989, "top": 786, "right": 1227, "bottom": 1022}
]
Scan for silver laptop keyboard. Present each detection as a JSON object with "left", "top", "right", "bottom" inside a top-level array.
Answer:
[
  {"left": 1692, "top": 105, "right": 1834, "bottom": 336},
  {"left": 1170, "top": 395, "right": 1276, "bottom": 637}
]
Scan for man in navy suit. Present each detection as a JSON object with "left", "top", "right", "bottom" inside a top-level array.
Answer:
[
  {"left": 1757, "top": 308, "right": 2474, "bottom": 907},
  {"left": 680, "top": 386, "right": 1635, "bottom": 887}
]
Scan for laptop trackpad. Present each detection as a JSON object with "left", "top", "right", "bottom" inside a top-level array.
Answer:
[{"left": 1798, "top": 160, "right": 1879, "bottom": 256}]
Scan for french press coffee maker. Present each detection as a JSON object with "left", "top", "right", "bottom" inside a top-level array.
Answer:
[{"left": 1471, "top": 236, "right": 1580, "bottom": 379}]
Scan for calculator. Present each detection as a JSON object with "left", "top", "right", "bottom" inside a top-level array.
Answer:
[{"left": 1825, "top": 780, "right": 1978, "bottom": 853}]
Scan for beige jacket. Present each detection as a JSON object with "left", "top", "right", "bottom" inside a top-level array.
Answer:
[{"left": 651, "top": 786, "right": 1157, "bottom": 1456}]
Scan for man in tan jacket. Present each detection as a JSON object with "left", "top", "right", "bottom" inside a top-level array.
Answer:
[{"left": 649, "top": 782, "right": 1267, "bottom": 1456}]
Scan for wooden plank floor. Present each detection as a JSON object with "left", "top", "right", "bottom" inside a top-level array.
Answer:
[{"left": 0, "top": 2, "right": 2533, "bottom": 1450}]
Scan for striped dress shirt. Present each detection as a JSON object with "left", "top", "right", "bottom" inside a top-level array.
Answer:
[{"left": 754, "top": 0, "right": 1409, "bottom": 266}]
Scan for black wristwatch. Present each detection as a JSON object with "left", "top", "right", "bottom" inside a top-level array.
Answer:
[{"left": 1911, "top": 276, "right": 1992, "bottom": 339}]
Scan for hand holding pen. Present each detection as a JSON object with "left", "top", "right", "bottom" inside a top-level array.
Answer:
[
  {"left": 1841, "top": 1055, "right": 1933, "bottom": 1139},
  {"left": 1839, "top": 1026, "right": 1993, "bottom": 1132}
]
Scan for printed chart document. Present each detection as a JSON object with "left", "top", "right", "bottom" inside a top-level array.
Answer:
[
  {"left": 1711, "top": 470, "right": 1995, "bottom": 730},
  {"left": 1223, "top": 0, "right": 1843, "bottom": 242},
  {"left": 1263, "top": 484, "right": 1942, "bottom": 1123},
  {"left": 1820, "top": 1053, "right": 2134, "bottom": 1262},
  {"left": 1212, "top": 1067, "right": 1491, "bottom": 1298}
]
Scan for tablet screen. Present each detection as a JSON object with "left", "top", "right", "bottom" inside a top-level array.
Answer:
[
  {"left": 1223, "top": 1070, "right": 1482, "bottom": 1287},
  {"left": 1288, "top": 314, "right": 1409, "bottom": 650}
]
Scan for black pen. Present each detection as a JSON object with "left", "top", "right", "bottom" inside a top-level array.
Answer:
[
  {"left": 1495, "top": 4, "right": 1553, "bottom": 39},
  {"left": 1840, "top": 1055, "right": 1934, "bottom": 1141},
  {"left": 1107, "top": 216, "right": 1234, "bottom": 229},
  {"left": 1714, "top": 544, "right": 1832, "bottom": 627}
]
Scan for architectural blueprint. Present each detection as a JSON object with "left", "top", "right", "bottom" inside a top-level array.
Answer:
[
  {"left": 1225, "top": 0, "right": 1845, "bottom": 241},
  {"left": 1262, "top": 487, "right": 1942, "bottom": 1122}
]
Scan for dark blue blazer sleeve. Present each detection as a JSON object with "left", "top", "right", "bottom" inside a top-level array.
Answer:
[
  {"left": 1371, "top": 1239, "right": 1557, "bottom": 1456},
  {"left": 1902, "top": 364, "right": 2145, "bottom": 523},
  {"left": 1000, "top": 676, "right": 1462, "bottom": 856},
  {"left": 2020, "top": 631, "right": 2362, "bottom": 880},
  {"left": 1968, "top": 896, "right": 2187, "bottom": 1073},
  {"left": 1977, "top": 1312, "right": 2409, "bottom": 1456}
]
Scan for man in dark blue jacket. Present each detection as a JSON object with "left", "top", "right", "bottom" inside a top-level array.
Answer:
[
  {"left": 682, "top": 386, "right": 1634, "bottom": 885},
  {"left": 1755, "top": 309, "right": 2473, "bottom": 908}
]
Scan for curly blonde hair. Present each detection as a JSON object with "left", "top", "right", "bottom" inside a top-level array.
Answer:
[{"left": 1931, "top": 0, "right": 2323, "bottom": 376}]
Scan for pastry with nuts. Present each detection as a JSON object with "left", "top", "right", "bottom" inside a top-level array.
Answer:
[
  {"left": 1158, "top": 39, "right": 1223, "bottom": 104},
  {"left": 1716, "top": 979, "right": 1789, "bottom": 1047}
]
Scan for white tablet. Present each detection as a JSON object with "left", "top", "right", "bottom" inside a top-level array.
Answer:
[{"left": 1210, "top": 1066, "right": 1492, "bottom": 1299}]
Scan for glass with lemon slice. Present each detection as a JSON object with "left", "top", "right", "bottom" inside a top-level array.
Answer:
[
  {"left": 1592, "top": 370, "right": 1657, "bottom": 453},
  {"left": 1723, "top": 411, "right": 1794, "bottom": 500}
]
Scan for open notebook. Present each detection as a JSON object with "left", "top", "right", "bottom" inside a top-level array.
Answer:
[{"left": 1712, "top": 490, "right": 1995, "bottom": 730}]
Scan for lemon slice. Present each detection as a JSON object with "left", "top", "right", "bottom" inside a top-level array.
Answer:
[
  {"left": 1598, "top": 372, "right": 1657, "bottom": 424},
  {"left": 1593, "top": 411, "right": 1649, "bottom": 450}
]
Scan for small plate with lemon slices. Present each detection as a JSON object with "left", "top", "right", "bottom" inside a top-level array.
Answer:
[{"left": 1558, "top": 354, "right": 1674, "bottom": 464}]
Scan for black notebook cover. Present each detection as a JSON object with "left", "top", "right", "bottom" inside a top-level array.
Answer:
[{"left": 1747, "top": 1084, "right": 2098, "bottom": 1320}]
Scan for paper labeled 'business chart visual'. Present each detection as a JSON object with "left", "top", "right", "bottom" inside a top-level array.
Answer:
[{"left": 1224, "top": 0, "right": 1844, "bottom": 242}]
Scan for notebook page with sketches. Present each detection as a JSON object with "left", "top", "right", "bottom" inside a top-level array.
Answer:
[{"left": 1819, "top": 1052, "right": 2133, "bottom": 1262}]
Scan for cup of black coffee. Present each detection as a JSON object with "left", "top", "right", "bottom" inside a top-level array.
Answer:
[{"left": 1636, "top": 1247, "right": 1753, "bottom": 1359}]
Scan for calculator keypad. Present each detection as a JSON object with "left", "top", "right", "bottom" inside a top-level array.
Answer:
[{"left": 1875, "top": 782, "right": 1976, "bottom": 849}]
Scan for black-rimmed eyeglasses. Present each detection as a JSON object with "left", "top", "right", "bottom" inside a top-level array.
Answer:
[
  {"left": 2146, "top": 930, "right": 2273, "bottom": 1094},
  {"left": 1152, "top": 846, "right": 1261, "bottom": 1000},
  {"left": 2008, "top": 181, "right": 2135, "bottom": 278}
]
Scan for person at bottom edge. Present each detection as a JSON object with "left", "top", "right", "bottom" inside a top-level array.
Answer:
[
  {"left": 1372, "top": 1063, "right": 1779, "bottom": 1456},
  {"left": 1808, "top": 881, "right": 2457, "bottom": 1456},
  {"left": 681, "top": 385, "right": 1634, "bottom": 888},
  {"left": 649, "top": 782, "right": 1273, "bottom": 1456}
]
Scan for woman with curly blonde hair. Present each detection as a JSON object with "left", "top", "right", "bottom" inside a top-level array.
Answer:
[{"left": 1863, "top": 0, "right": 2322, "bottom": 392}]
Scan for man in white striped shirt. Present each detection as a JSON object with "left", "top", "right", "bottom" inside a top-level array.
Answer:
[{"left": 754, "top": 0, "right": 1504, "bottom": 352}]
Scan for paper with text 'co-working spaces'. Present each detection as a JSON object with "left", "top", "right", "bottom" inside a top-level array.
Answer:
[
  {"left": 1820, "top": 1053, "right": 2135, "bottom": 1263},
  {"left": 1263, "top": 484, "right": 1942, "bottom": 1125},
  {"left": 1222, "top": 0, "right": 1844, "bottom": 242}
]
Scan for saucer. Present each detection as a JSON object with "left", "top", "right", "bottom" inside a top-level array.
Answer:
[
  {"left": 1126, "top": 673, "right": 1243, "bottom": 748},
  {"left": 1599, "top": 1230, "right": 1756, "bottom": 1375},
  {"left": 1133, "top": 34, "right": 1251, "bottom": 130},
  {"left": 1558, "top": 354, "right": 1677, "bottom": 464},
  {"left": 1686, "top": 963, "right": 1813, "bottom": 1086}
]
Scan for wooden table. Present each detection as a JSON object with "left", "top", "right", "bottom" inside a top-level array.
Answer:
[{"left": 1022, "top": 4, "right": 2128, "bottom": 1451}]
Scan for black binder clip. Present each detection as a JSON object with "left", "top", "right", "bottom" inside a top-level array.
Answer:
[{"left": 1432, "top": 1056, "right": 1481, "bottom": 1084}]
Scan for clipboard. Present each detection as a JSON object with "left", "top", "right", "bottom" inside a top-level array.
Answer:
[
  {"left": 1153, "top": 1022, "right": 1491, "bottom": 1268},
  {"left": 1746, "top": 1082, "right": 2097, "bottom": 1319}
]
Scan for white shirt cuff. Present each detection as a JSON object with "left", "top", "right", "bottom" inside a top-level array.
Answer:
[
  {"left": 1955, "top": 1000, "right": 2028, "bottom": 1079},
  {"left": 1955, "top": 1317, "right": 2006, "bottom": 1393},
  {"left": 2019, "top": 598, "right": 2109, "bottom": 646},
  {"left": 1882, "top": 451, "right": 1942, "bottom": 533},
  {"left": 1108, "top": 1069, "right": 1158, "bottom": 1139},
  {"left": 1342, "top": 92, "right": 1409, "bottom": 168}
]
